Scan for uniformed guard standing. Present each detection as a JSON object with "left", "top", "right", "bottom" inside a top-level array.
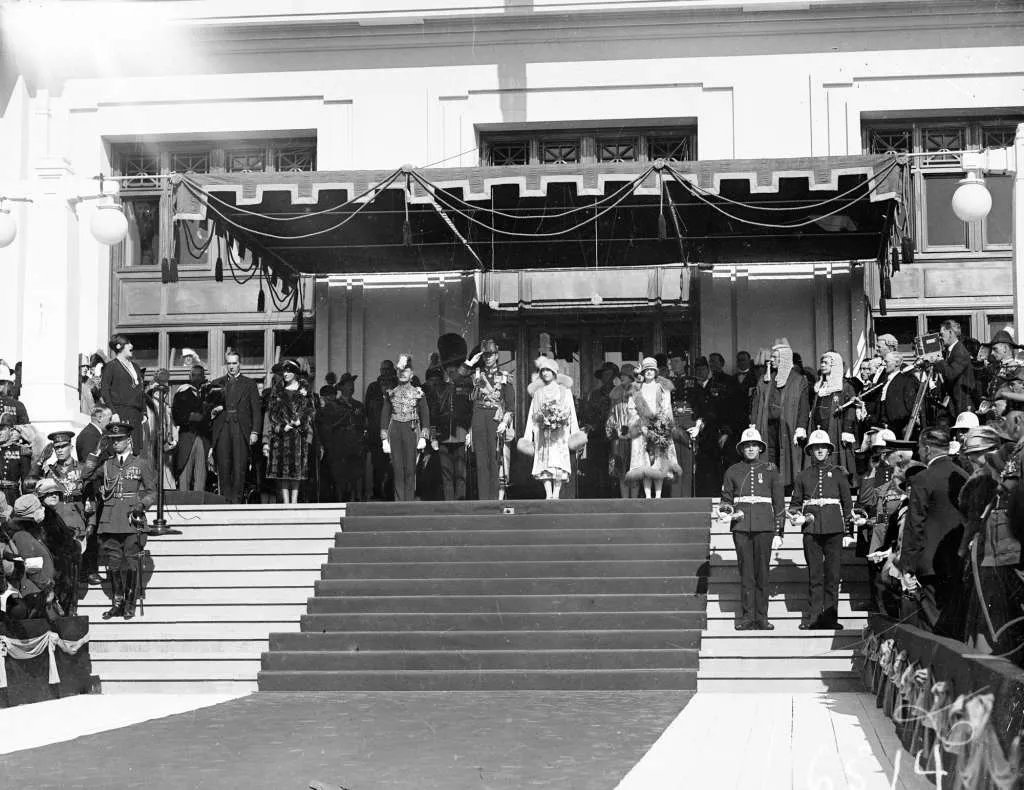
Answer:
[
  {"left": 789, "top": 429, "right": 854, "bottom": 630},
  {"left": 82, "top": 422, "right": 156, "bottom": 620},
  {"left": 720, "top": 427, "right": 784, "bottom": 631},
  {"left": 41, "top": 430, "right": 101, "bottom": 586},
  {"left": 0, "top": 414, "right": 31, "bottom": 505}
]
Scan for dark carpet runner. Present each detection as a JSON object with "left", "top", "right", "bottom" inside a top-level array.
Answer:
[{"left": 259, "top": 498, "right": 711, "bottom": 691}]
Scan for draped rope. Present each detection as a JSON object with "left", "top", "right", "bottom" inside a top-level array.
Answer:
[{"left": 0, "top": 632, "right": 90, "bottom": 689}]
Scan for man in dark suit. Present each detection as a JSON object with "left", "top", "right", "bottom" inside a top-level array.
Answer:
[
  {"left": 207, "top": 351, "right": 261, "bottom": 503},
  {"left": 734, "top": 351, "right": 760, "bottom": 418},
  {"left": 879, "top": 352, "right": 920, "bottom": 438},
  {"left": 933, "top": 320, "right": 977, "bottom": 418},
  {"left": 76, "top": 406, "right": 112, "bottom": 461},
  {"left": 100, "top": 334, "right": 147, "bottom": 452},
  {"left": 172, "top": 365, "right": 211, "bottom": 492},
  {"left": 896, "top": 427, "right": 968, "bottom": 632}
]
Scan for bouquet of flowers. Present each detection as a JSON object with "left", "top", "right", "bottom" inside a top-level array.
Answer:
[
  {"left": 645, "top": 418, "right": 674, "bottom": 454},
  {"left": 536, "top": 398, "right": 571, "bottom": 432}
]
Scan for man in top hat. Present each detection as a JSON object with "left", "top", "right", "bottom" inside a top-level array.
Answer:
[
  {"left": 207, "top": 350, "right": 262, "bottom": 503},
  {"left": 429, "top": 335, "right": 474, "bottom": 502},
  {"left": 582, "top": 361, "right": 619, "bottom": 498},
  {"left": 789, "top": 430, "right": 854, "bottom": 630},
  {"left": 720, "top": 427, "right": 785, "bottom": 631},
  {"left": 100, "top": 334, "right": 147, "bottom": 452},
  {"left": 0, "top": 362, "right": 29, "bottom": 425},
  {"left": 750, "top": 338, "right": 809, "bottom": 489},
  {"left": 81, "top": 422, "right": 157, "bottom": 620},
  {"left": 172, "top": 364, "right": 211, "bottom": 493},
  {"left": 461, "top": 339, "right": 515, "bottom": 500},
  {"left": 380, "top": 355, "right": 430, "bottom": 502}
]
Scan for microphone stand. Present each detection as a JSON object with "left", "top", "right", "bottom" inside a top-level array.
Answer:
[{"left": 150, "top": 380, "right": 170, "bottom": 535}]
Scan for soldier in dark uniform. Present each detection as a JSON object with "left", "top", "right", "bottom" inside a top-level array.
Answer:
[
  {"left": 721, "top": 427, "right": 785, "bottom": 631},
  {"left": 0, "top": 362, "right": 30, "bottom": 425},
  {"left": 380, "top": 356, "right": 431, "bottom": 502},
  {"left": 0, "top": 414, "right": 31, "bottom": 506},
  {"left": 82, "top": 422, "right": 156, "bottom": 620},
  {"left": 666, "top": 352, "right": 704, "bottom": 498},
  {"left": 429, "top": 336, "right": 474, "bottom": 502},
  {"left": 790, "top": 429, "right": 854, "bottom": 630},
  {"left": 39, "top": 430, "right": 100, "bottom": 585},
  {"left": 695, "top": 356, "right": 739, "bottom": 496}
]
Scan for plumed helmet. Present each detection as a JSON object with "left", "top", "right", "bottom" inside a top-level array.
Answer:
[
  {"left": 805, "top": 429, "right": 835, "bottom": 454},
  {"left": 437, "top": 333, "right": 468, "bottom": 368}
]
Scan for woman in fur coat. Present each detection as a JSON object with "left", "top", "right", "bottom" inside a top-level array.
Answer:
[{"left": 626, "top": 357, "right": 681, "bottom": 499}]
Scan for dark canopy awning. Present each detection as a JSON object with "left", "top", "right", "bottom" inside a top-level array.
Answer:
[{"left": 172, "top": 153, "right": 905, "bottom": 298}]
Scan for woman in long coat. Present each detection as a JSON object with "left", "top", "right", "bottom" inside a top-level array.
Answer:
[
  {"left": 808, "top": 351, "right": 858, "bottom": 476},
  {"left": 524, "top": 357, "right": 579, "bottom": 500},
  {"left": 751, "top": 339, "right": 809, "bottom": 488},
  {"left": 262, "top": 359, "right": 316, "bottom": 503},
  {"left": 625, "top": 357, "right": 681, "bottom": 499}
]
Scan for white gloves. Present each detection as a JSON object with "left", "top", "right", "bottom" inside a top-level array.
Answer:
[
  {"left": 686, "top": 426, "right": 700, "bottom": 440},
  {"left": 841, "top": 432, "right": 856, "bottom": 446},
  {"left": 382, "top": 439, "right": 391, "bottom": 455},
  {"left": 842, "top": 536, "right": 857, "bottom": 549},
  {"left": 431, "top": 440, "right": 439, "bottom": 451},
  {"left": 771, "top": 535, "right": 783, "bottom": 551},
  {"left": 416, "top": 437, "right": 427, "bottom": 451},
  {"left": 793, "top": 427, "right": 807, "bottom": 445}
]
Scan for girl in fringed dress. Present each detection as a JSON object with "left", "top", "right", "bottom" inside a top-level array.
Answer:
[{"left": 626, "top": 357, "right": 682, "bottom": 499}]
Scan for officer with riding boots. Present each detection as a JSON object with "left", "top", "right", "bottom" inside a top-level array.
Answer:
[{"left": 82, "top": 422, "right": 156, "bottom": 620}]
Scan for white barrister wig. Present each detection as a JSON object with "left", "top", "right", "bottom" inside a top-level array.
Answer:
[{"left": 396, "top": 354, "right": 412, "bottom": 372}]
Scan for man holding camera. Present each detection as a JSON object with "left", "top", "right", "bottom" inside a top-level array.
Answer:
[
  {"left": 932, "top": 320, "right": 977, "bottom": 418},
  {"left": 82, "top": 422, "right": 156, "bottom": 620}
]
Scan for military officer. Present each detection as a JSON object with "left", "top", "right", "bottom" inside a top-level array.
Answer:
[
  {"left": 380, "top": 355, "right": 431, "bottom": 502},
  {"left": 0, "top": 414, "right": 31, "bottom": 506},
  {"left": 720, "top": 427, "right": 785, "bottom": 631},
  {"left": 789, "top": 429, "right": 854, "bottom": 630},
  {"left": 82, "top": 422, "right": 156, "bottom": 620},
  {"left": 41, "top": 430, "right": 101, "bottom": 585},
  {"left": 666, "top": 352, "right": 705, "bottom": 498}
]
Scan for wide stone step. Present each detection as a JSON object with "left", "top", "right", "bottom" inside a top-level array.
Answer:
[
  {"left": 99, "top": 587, "right": 311, "bottom": 605},
  {"left": 703, "top": 615, "right": 866, "bottom": 632},
  {"left": 91, "top": 658, "right": 261, "bottom": 678},
  {"left": 146, "top": 538, "right": 337, "bottom": 555},
  {"left": 262, "top": 648, "right": 699, "bottom": 672},
  {"left": 321, "top": 560, "right": 707, "bottom": 579},
  {"left": 301, "top": 611, "right": 704, "bottom": 632},
  {"left": 711, "top": 548, "right": 863, "bottom": 566},
  {"left": 704, "top": 599, "right": 867, "bottom": 617},
  {"left": 347, "top": 499, "right": 712, "bottom": 517},
  {"left": 707, "top": 565, "right": 867, "bottom": 582},
  {"left": 306, "top": 593, "right": 704, "bottom": 614},
  {"left": 78, "top": 603, "right": 308, "bottom": 622},
  {"left": 706, "top": 579, "right": 869, "bottom": 595},
  {"left": 136, "top": 570, "right": 323, "bottom": 587},
  {"left": 344, "top": 512, "right": 708, "bottom": 533},
  {"left": 314, "top": 576, "right": 705, "bottom": 596},
  {"left": 700, "top": 632, "right": 861, "bottom": 657},
  {"left": 86, "top": 621, "right": 297, "bottom": 640},
  {"left": 149, "top": 524, "right": 341, "bottom": 540},
  {"left": 697, "top": 677, "right": 863, "bottom": 692},
  {"left": 336, "top": 527, "right": 707, "bottom": 547},
  {"left": 144, "top": 555, "right": 324, "bottom": 572},
  {"left": 327, "top": 543, "right": 707, "bottom": 563},
  {"left": 270, "top": 629, "right": 702, "bottom": 652},
  {"left": 257, "top": 668, "right": 698, "bottom": 691},
  {"left": 98, "top": 679, "right": 258, "bottom": 694},
  {"left": 89, "top": 640, "right": 269, "bottom": 656},
  {"left": 709, "top": 534, "right": 861, "bottom": 550},
  {"left": 698, "top": 656, "right": 857, "bottom": 677}
]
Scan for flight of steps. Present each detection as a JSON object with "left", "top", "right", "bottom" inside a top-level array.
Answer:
[
  {"left": 78, "top": 504, "right": 344, "bottom": 693},
  {"left": 699, "top": 515, "right": 868, "bottom": 692},
  {"left": 258, "top": 498, "right": 712, "bottom": 691}
]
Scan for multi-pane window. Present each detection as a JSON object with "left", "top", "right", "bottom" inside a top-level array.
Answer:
[
  {"left": 481, "top": 127, "right": 695, "bottom": 167},
  {"left": 113, "top": 137, "right": 316, "bottom": 268},
  {"left": 864, "top": 119, "right": 1019, "bottom": 254}
]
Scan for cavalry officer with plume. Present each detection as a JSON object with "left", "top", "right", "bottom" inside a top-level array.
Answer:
[
  {"left": 460, "top": 338, "right": 515, "bottom": 500},
  {"left": 789, "top": 429, "right": 854, "bottom": 630},
  {"left": 81, "top": 422, "right": 156, "bottom": 620},
  {"left": 720, "top": 427, "right": 785, "bottom": 631},
  {"left": 380, "top": 355, "right": 430, "bottom": 502}
]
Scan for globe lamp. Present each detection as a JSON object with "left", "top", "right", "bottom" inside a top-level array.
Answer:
[
  {"left": 0, "top": 208, "right": 16, "bottom": 248},
  {"left": 951, "top": 172, "right": 992, "bottom": 222},
  {"left": 90, "top": 202, "right": 129, "bottom": 245}
]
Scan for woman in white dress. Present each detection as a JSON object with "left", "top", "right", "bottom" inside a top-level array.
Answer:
[
  {"left": 524, "top": 356, "right": 580, "bottom": 499},
  {"left": 625, "top": 356, "right": 681, "bottom": 499}
]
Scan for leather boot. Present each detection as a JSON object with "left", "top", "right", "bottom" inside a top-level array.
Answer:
[
  {"left": 102, "top": 570, "right": 124, "bottom": 620},
  {"left": 122, "top": 570, "right": 137, "bottom": 620}
]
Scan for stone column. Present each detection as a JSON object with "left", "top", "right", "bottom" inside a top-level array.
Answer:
[{"left": 1013, "top": 123, "right": 1024, "bottom": 338}]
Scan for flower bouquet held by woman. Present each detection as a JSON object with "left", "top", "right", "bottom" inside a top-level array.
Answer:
[
  {"left": 625, "top": 357, "right": 682, "bottom": 498},
  {"left": 521, "top": 356, "right": 581, "bottom": 499}
]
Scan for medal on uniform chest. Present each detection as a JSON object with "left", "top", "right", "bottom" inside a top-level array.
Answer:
[
  {"left": 757, "top": 473, "right": 763, "bottom": 485},
  {"left": 827, "top": 471, "right": 832, "bottom": 479}
]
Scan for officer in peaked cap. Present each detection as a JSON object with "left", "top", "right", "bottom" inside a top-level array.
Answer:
[{"left": 81, "top": 421, "right": 156, "bottom": 620}]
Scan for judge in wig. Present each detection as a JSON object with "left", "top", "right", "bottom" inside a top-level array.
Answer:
[{"left": 751, "top": 338, "right": 809, "bottom": 487}]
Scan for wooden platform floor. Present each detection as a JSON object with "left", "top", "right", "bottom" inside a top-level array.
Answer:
[{"left": 0, "top": 691, "right": 928, "bottom": 789}]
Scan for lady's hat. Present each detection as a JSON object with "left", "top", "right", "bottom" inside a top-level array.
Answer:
[
  {"left": 281, "top": 358, "right": 301, "bottom": 374},
  {"left": 962, "top": 426, "right": 1009, "bottom": 456},
  {"left": 12, "top": 493, "right": 42, "bottom": 519},
  {"left": 35, "top": 478, "right": 62, "bottom": 498},
  {"left": 639, "top": 356, "right": 659, "bottom": 374},
  {"left": 535, "top": 356, "right": 559, "bottom": 375},
  {"left": 736, "top": 426, "right": 766, "bottom": 454},
  {"left": 594, "top": 361, "right": 620, "bottom": 380},
  {"left": 805, "top": 429, "right": 835, "bottom": 454}
]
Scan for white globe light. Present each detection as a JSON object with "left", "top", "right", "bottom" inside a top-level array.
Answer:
[
  {"left": 0, "top": 208, "right": 16, "bottom": 248},
  {"left": 591, "top": 293, "right": 603, "bottom": 305},
  {"left": 487, "top": 299, "right": 499, "bottom": 310},
  {"left": 951, "top": 173, "right": 992, "bottom": 222},
  {"left": 90, "top": 203, "right": 129, "bottom": 245}
]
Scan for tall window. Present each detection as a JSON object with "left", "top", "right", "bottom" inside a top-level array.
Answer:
[
  {"left": 480, "top": 126, "right": 696, "bottom": 167},
  {"left": 113, "top": 137, "right": 317, "bottom": 268},
  {"left": 864, "top": 119, "right": 1017, "bottom": 255}
]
